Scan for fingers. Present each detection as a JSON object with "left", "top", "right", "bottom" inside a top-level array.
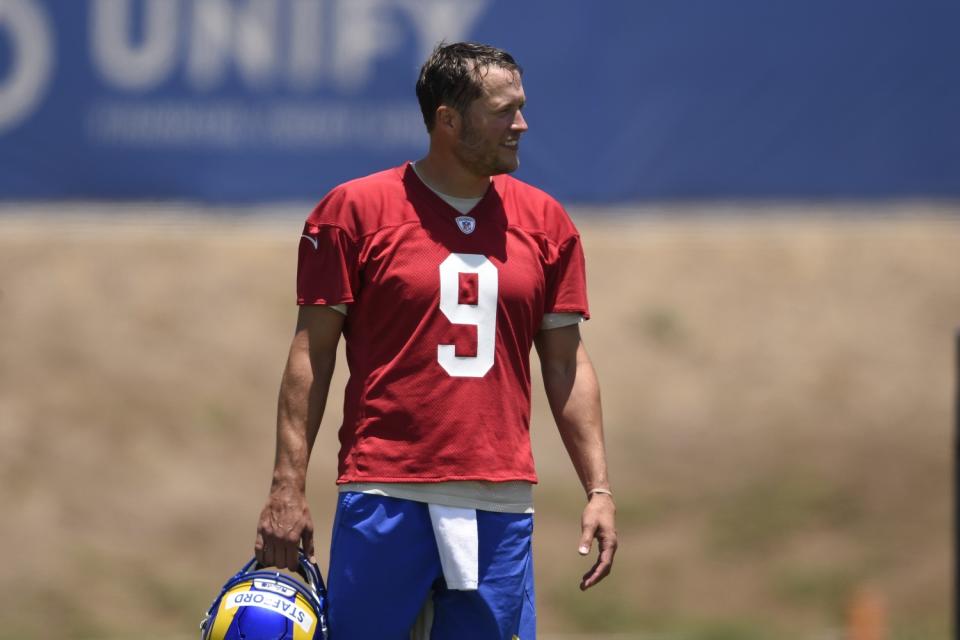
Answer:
[
  {"left": 254, "top": 531, "right": 265, "bottom": 566},
  {"left": 301, "top": 523, "right": 316, "bottom": 563},
  {"left": 578, "top": 521, "right": 596, "bottom": 556},
  {"left": 255, "top": 502, "right": 314, "bottom": 570},
  {"left": 258, "top": 526, "right": 302, "bottom": 570},
  {"left": 280, "top": 535, "right": 299, "bottom": 571},
  {"left": 257, "top": 524, "right": 279, "bottom": 568},
  {"left": 256, "top": 519, "right": 278, "bottom": 568},
  {"left": 580, "top": 557, "right": 602, "bottom": 590},
  {"left": 579, "top": 540, "right": 615, "bottom": 590},
  {"left": 275, "top": 521, "right": 308, "bottom": 571},
  {"left": 577, "top": 499, "right": 618, "bottom": 590}
]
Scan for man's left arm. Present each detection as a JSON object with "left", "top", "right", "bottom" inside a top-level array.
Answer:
[{"left": 534, "top": 323, "right": 617, "bottom": 590}]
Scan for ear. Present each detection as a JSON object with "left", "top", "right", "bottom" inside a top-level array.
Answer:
[{"left": 435, "top": 105, "right": 459, "bottom": 132}]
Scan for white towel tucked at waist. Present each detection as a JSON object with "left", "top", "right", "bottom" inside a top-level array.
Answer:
[{"left": 427, "top": 504, "right": 479, "bottom": 591}]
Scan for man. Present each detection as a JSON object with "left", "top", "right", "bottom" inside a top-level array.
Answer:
[{"left": 255, "top": 42, "right": 616, "bottom": 639}]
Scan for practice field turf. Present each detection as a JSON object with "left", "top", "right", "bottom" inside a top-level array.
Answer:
[{"left": 0, "top": 204, "right": 955, "bottom": 639}]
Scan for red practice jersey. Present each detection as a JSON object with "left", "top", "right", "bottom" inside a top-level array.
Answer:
[{"left": 297, "top": 163, "right": 589, "bottom": 484}]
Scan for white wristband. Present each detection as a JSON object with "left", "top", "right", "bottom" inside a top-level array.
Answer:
[{"left": 587, "top": 488, "right": 613, "bottom": 499}]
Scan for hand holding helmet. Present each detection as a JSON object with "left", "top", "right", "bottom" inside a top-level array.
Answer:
[{"left": 201, "top": 550, "right": 328, "bottom": 640}]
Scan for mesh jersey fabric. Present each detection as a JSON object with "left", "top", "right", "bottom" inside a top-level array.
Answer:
[{"left": 297, "top": 162, "right": 589, "bottom": 484}]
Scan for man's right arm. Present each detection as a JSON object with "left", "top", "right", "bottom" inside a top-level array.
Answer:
[{"left": 255, "top": 305, "right": 344, "bottom": 571}]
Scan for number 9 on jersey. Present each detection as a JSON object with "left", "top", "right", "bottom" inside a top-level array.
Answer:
[{"left": 437, "top": 253, "right": 498, "bottom": 378}]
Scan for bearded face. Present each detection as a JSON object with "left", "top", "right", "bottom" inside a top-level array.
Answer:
[{"left": 452, "top": 66, "right": 527, "bottom": 178}]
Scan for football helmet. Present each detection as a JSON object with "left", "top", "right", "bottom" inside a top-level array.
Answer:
[{"left": 200, "top": 552, "right": 328, "bottom": 640}]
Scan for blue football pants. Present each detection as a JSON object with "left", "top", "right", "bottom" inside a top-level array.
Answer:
[{"left": 326, "top": 492, "right": 536, "bottom": 639}]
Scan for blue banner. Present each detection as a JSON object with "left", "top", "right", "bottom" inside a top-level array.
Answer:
[{"left": 1, "top": 0, "right": 958, "bottom": 202}]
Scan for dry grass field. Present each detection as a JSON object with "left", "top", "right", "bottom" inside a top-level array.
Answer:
[{"left": 0, "top": 204, "right": 956, "bottom": 639}]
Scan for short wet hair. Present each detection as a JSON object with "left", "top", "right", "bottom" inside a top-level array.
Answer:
[{"left": 416, "top": 42, "right": 522, "bottom": 131}]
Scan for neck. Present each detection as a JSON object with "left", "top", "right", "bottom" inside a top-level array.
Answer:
[{"left": 415, "top": 150, "right": 490, "bottom": 199}]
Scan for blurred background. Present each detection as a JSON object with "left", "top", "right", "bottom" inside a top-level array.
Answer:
[{"left": 1, "top": 1, "right": 957, "bottom": 638}]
